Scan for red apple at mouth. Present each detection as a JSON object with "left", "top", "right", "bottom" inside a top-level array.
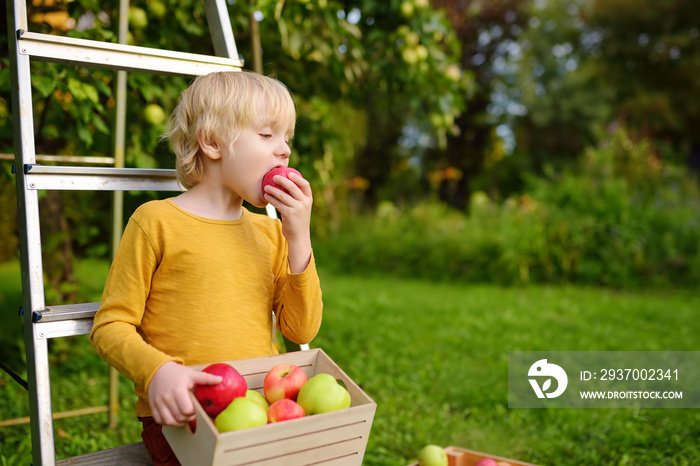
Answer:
[
  {"left": 192, "top": 363, "right": 247, "bottom": 418},
  {"left": 263, "top": 363, "right": 308, "bottom": 403},
  {"left": 262, "top": 167, "right": 303, "bottom": 196},
  {"left": 267, "top": 398, "right": 306, "bottom": 423}
]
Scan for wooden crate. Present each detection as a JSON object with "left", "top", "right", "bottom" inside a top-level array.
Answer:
[
  {"left": 162, "top": 348, "right": 376, "bottom": 466},
  {"left": 408, "top": 446, "right": 538, "bottom": 466}
]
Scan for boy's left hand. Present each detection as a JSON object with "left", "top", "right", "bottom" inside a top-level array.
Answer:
[{"left": 263, "top": 172, "right": 313, "bottom": 273}]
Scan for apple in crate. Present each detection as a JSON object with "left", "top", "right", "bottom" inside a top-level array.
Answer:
[
  {"left": 475, "top": 459, "right": 499, "bottom": 466},
  {"left": 245, "top": 389, "right": 269, "bottom": 410},
  {"left": 193, "top": 363, "right": 247, "bottom": 417},
  {"left": 297, "top": 373, "right": 351, "bottom": 415},
  {"left": 267, "top": 398, "right": 306, "bottom": 423},
  {"left": 215, "top": 397, "right": 268, "bottom": 432},
  {"left": 417, "top": 445, "right": 448, "bottom": 466},
  {"left": 263, "top": 364, "right": 308, "bottom": 403}
]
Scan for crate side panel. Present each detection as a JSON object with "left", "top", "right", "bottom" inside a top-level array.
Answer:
[
  {"left": 163, "top": 393, "right": 218, "bottom": 466},
  {"left": 215, "top": 408, "right": 372, "bottom": 466},
  {"left": 214, "top": 404, "right": 372, "bottom": 450},
  {"left": 445, "top": 446, "right": 540, "bottom": 466}
]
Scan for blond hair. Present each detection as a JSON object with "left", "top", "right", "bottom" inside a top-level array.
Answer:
[{"left": 164, "top": 71, "right": 296, "bottom": 189}]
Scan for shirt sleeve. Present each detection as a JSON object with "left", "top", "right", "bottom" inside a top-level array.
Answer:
[
  {"left": 273, "top": 251, "right": 323, "bottom": 345},
  {"left": 89, "top": 217, "right": 182, "bottom": 397}
]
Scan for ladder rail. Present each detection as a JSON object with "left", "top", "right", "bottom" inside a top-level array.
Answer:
[
  {"left": 24, "top": 165, "right": 182, "bottom": 191},
  {"left": 18, "top": 30, "right": 243, "bottom": 76},
  {"left": 8, "top": 2, "right": 55, "bottom": 463}
]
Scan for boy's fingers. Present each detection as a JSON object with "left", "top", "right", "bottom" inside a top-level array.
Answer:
[
  {"left": 288, "top": 173, "right": 313, "bottom": 197},
  {"left": 151, "top": 406, "right": 163, "bottom": 425},
  {"left": 174, "top": 391, "right": 195, "bottom": 420},
  {"left": 192, "top": 372, "right": 222, "bottom": 386}
]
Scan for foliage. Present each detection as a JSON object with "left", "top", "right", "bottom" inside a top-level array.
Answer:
[
  {"left": 504, "top": 0, "right": 614, "bottom": 187},
  {"left": 2, "top": 263, "right": 699, "bottom": 464},
  {"left": 503, "top": 0, "right": 700, "bottom": 193},
  {"left": 589, "top": 0, "right": 700, "bottom": 147},
  {"left": 0, "top": 165, "right": 18, "bottom": 262},
  {"left": 430, "top": 0, "right": 532, "bottom": 209},
  {"left": 314, "top": 127, "right": 700, "bottom": 288}
]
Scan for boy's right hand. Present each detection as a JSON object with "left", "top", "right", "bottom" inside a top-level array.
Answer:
[{"left": 147, "top": 361, "right": 222, "bottom": 427}]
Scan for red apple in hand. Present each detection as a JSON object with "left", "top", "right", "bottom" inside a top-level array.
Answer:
[
  {"left": 193, "top": 363, "right": 247, "bottom": 417},
  {"left": 263, "top": 364, "right": 308, "bottom": 403},
  {"left": 267, "top": 398, "right": 306, "bottom": 423},
  {"left": 262, "top": 167, "right": 303, "bottom": 196}
]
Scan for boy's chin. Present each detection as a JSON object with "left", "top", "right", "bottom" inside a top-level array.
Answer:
[{"left": 249, "top": 198, "right": 268, "bottom": 209}]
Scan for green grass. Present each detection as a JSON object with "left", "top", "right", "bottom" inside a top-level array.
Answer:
[{"left": 1, "top": 261, "right": 699, "bottom": 465}]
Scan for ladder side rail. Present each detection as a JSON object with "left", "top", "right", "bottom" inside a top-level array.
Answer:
[
  {"left": 8, "top": 1, "right": 56, "bottom": 464},
  {"left": 18, "top": 31, "right": 243, "bottom": 76},
  {"left": 24, "top": 166, "right": 182, "bottom": 191},
  {"left": 206, "top": 0, "right": 240, "bottom": 60}
]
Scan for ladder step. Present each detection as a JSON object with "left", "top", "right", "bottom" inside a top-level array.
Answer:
[
  {"left": 18, "top": 31, "right": 243, "bottom": 76},
  {"left": 56, "top": 442, "right": 151, "bottom": 465},
  {"left": 33, "top": 302, "right": 100, "bottom": 323},
  {"left": 24, "top": 165, "right": 182, "bottom": 191}
]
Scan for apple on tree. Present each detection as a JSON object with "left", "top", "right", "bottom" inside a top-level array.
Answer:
[
  {"left": 296, "top": 373, "right": 351, "bottom": 415},
  {"left": 267, "top": 398, "right": 306, "bottom": 423},
  {"left": 192, "top": 363, "right": 247, "bottom": 418},
  {"left": 215, "top": 397, "right": 268, "bottom": 433},
  {"left": 263, "top": 364, "right": 308, "bottom": 403}
]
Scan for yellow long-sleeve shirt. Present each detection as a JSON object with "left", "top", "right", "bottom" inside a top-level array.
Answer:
[{"left": 90, "top": 199, "right": 323, "bottom": 417}]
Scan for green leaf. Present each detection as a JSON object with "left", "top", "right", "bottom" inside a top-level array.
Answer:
[
  {"left": 67, "top": 78, "right": 86, "bottom": 101},
  {"left": 76, "top": 122, "right": 93, "bottom": 147},
  {"left": 32, "top": 75, "right": 56, "bottom": 98}
]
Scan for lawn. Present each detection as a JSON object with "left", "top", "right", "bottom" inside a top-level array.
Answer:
[{"left": 1, "top": 260, "right": 699, "bottom": 465}]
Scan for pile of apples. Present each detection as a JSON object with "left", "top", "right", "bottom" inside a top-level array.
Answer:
[
  {"left": 417, "top": 445, "right": 513, "bottom": 466},
  {"left": 191, "top": 362, "right": 352, "bottom": 433}
]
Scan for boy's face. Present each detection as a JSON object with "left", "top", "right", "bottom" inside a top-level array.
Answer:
[{"left": 220, "top": 125, "right": 291, "bottom": 207}]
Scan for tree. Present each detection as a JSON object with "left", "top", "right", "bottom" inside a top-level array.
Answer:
[
  {"left": 431, "top": 0, "right": 532, "bottom": 210},
  {"left": 505, "top": 0, "right": 613, "bottom": 193},
  {"left": 503, "top": 0, "right": 700, "bottom": 197},
  {"left": 588, "top": 0, "right": 700, "bottom": 165},
  {"left": 250, "top": 0, "right": 469, "bottom": 211}
]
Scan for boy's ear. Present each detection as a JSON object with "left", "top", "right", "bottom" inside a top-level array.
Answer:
[{"left": 197, "top": 130, "right": 222, "bottom": 160}]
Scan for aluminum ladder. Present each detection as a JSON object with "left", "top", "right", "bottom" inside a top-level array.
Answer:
[{"left": 5, "top": 1, "right": 269, "bottom": 464}]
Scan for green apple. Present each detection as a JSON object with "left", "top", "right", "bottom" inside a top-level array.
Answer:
[
  {"left": 402, "top": 48, "right": 419, "bottom": 65},
  {"left": 245, "top": 389, "right": 269, "bottom": 410},
  {"left": 214, "top": 397, "right": 267, "bottom": 432},
  {"left": 417, "top": 445, "right": 448, "bottom": 466},
  {"left": 144, "top": 104, "right": 166, "bottom": 125},
  {"left": 147, "top": 1, "right": 167, "bottom": 19},
  {"left": 128, "top": 7, "right": 148, "bottom": 29},
  {"left": 400, "top": 1, "right": 415, "bottom": 17},
  {"left": 297, "top": 373, "right": 351, "bottom": 415}
]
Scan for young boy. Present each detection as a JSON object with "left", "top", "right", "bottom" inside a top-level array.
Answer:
[{"left": 90, "top": 71, "right": 323, "bottom": 465}]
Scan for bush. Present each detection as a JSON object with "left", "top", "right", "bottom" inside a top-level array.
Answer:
[{"left": 314, "top": 129, "right": 700, "bottom": 288}]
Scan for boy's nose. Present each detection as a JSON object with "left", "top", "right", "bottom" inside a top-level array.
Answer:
[{"left": 275, "top": 140, "right": 291, "bottom": 159}]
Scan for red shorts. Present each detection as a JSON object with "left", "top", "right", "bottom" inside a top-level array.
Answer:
[{"left": 139, "top": 417, "right": 181, "bottom": 466}]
